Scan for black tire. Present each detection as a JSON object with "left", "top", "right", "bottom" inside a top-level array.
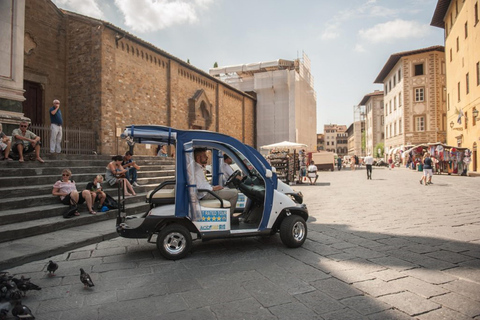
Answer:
[
  {"left": 279, "top": 215, "right": 307, "bottom": 248},
  {"left": 156, "top": 224, "right": 192, "bottom": 260}
]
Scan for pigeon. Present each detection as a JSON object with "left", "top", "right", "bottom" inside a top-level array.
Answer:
[
  {"left": 0, "top": 302, "right": 11, "bottom": 320},
  {"left": 46, "top": 260, "right": 58, "bottom": 276},
  {"left": 80, "top": 268, "right": 94, "bottom": 288},
  {"left": 11, "top": 300, "right": 35, "bottom": 319},
  {"left": 11, "top": 276, "right": 41, "bottom": 297}
]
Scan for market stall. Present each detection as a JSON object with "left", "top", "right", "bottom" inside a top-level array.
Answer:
[
  {"left": 404, "top": 143, "right": 470, "bottom": 175},
  {"left": 260, "top": 141, "right": 307, "bottom": 184}
]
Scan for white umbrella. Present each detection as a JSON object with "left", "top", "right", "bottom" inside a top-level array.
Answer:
[{"left": 260, "top": 141, "right": 307, "bottom": 150}]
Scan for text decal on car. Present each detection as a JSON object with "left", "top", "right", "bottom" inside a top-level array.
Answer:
[{"left": 200, "top": 210, "right": 227, "bottom": 222}]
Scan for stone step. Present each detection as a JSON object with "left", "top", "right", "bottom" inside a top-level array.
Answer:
[
  {"left": 0, "top": 192, "right": 149, "bottom": 224},
  {"left": 0, "top": 164, "right": 174, "bottom": 177},
  {"left": 0, "top": 218, "right": 127, "bottom": 270},
  {"left": 0, "top": 170, "right": 176, "bottom": 187},
  {"left": 0, "top": 201, "right": 149, "bottom": 243},
  {"left": 0, "top": 157, "right": 175, "bottom": 169}
]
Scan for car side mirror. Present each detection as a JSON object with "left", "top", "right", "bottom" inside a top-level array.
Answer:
[{"left": 265, "top": 169, "right": 273, "bottom": 178}]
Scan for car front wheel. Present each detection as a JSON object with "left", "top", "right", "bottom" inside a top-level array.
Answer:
[
  {"left": 279, "top": 215, "right": 307, "bottom": 248},
  {"left": 156, "top": 224, "right": 192, "bottom": 260}
]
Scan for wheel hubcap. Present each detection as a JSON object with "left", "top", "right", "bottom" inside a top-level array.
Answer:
[
  {"left": 292, "top": 221, "right": 305, "bottom": 241},
  {"left": 163, "top": 232, "right": 186, "bottom": 254}
]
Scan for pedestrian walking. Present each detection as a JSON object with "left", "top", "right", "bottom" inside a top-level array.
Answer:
[
  {"left": 337, "top": 157, "right": 342, "bottom": 171},
  {"left": 49, "top": 99, "right": 63, "bottom": 153},
  {"left": 364, "top": 153, "right": 374, "bottom": 180},
  {"left": 420, "top": 153, "right": 433, "bottom": 185},
  {"left": 388, "top": 156, "right": 393, "bottom": 170}
]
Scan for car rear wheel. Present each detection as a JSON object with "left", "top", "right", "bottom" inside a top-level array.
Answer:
[
  {"left": 279, "top": 215, "right": 307, "bottom": 248},
  {"left": 156, "top": 224, "right": 192, "bottom": 260}
]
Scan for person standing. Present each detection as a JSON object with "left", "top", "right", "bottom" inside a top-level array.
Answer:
[
  {"left": 337, "top": 157, "right": 342, "bottom": 171},
  {"left": 364, "top": 153, "right": 374, "bottom": 180},
  {"left": 221, "top": 153, "right": 235, "bottom": 186},
  {"left": 49, "top": 99, "right": 63, "bottom": 154},
  {"left": 420, "top": 153, "right": 433, "bottom": 186}
]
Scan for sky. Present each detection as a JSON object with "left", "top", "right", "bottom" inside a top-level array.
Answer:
[{"left": 51, "top": 0, "right": 445, "bottom": 133}]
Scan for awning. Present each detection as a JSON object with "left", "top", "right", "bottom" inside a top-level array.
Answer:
[{"left": 260, "top": 141, "right": 307, "bottom": 150}]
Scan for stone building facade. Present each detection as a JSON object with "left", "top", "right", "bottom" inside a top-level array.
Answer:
[
  {"left": 431, "top": 0, "right": 480, "bottom": 173},
  {"left": 20, "top": 0, "right": 256, "bottom": 155},
  {"left": 375, "top": 46, "right": 446, "bottom": 156},
  {"left": 359, "top": 91, "right": 384, "bottom": 157}
]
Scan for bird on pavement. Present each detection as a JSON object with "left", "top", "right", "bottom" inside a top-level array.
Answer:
[
  {"left": 11, "top": 300, "right": 35, "bottom": 319},
  {"left": 46, "top": 261, "right": 58, "bottom": 276},
  {"left": 80, "top": 269, "right": 94, "bottom": 288},
  {"left": 11, "top": 276, "right": 41, "bottom": 297}
]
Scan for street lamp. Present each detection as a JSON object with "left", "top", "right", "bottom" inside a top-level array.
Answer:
[{"left": 450, "top": 121, "right": 454, "bottom": 129}]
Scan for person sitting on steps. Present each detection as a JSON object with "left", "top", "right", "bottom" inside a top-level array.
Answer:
[{"left": 52, "top": 169, "right": 96, "bottom": 215}]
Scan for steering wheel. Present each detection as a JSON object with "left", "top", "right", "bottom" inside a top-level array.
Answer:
[{"left": 226, "top": 170, "right": 242, "bottom": 186}]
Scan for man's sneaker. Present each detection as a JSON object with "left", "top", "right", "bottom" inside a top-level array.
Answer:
[
  {"left": 419, "top": 180, "right": 423, "bottom": 185},
  {"left": 132, "top": 182, "right": 140, "bottom": 187}
]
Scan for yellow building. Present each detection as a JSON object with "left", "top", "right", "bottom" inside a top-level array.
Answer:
[{"left": 432, "top": 0, "right": 480, "bottom": 173}]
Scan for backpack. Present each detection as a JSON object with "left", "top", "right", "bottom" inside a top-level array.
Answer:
[{"left": 104, "top": 193, "right": 119, "bottom": 209}]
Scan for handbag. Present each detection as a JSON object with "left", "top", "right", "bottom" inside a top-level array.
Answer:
[{"left": 63, "top": 197, "right": 78, "bottom": 219}]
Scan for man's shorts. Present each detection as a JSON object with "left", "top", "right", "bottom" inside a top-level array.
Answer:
[
  {"left": 423, "top": 169, "right": 433, "bottom": 177},
  {"left": 61, "top": 192, "right": 86, "bottom": 206},
  {"left": 13, "top": 141, "right": 40, "bottom": 153}
]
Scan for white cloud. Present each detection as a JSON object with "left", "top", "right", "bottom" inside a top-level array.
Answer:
[
  {"left": 321, "top": 24, "right": 340, "bottom": 40},
  {"left": 53, "top": 0, "right": 104, "bottom": 19},
  {"left": 114, "top": 0, "right": 215, "bottom": 33},
  {"left": 354, "top": 44, "right": 366, "bottom": 53},
  {"left": 359, "top": 19, "right": 431, "bottom": 43}
]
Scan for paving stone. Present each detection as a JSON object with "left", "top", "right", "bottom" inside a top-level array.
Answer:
[
  {"left": 322, "top": 307, "right": 367, "bottom": 320},
  {"left": 431, "top": 292, "right": 480, "bottom": 317},
  {"left": 294, "top": 290, "right": 345, "bottom": 315},
  {"left": 330, "top": 269, "right": 376, "bottom": 284},
  {"left": 242, "top": 278, "right": 294, "bottom": 307},
  {"left": 340, "top": 295, "right": 391, "bottom": 315},
  {"left": 269, "top": 301, "right": 322, "bottom": 320},
  {"left": 368, "top": 256, "right": 417, "bottom": 271},
  {"left": 342, "top": 246, "right": 387, "bottom": 260},
  {"left": 353, "top": 278, "right": 404, "bottom": 297},
  {"left": 416, "top": 306, "right": 474, "bottom": 320},
  {"left": 368, "top": 269, "right": 408, "bottom": 282},
  {"left": 68, "top": 250, "right": 92, "bottom": 260},
  {"left": 441, "top": 279, "right": 480, "bottom": 301},
  {"left": 426, "top": 250, "right": 474, "bottom": 264},
  {"left": 401, "top": 267, "right": 458, "bottom": 285},
  {"left": 159, "top": 306, "right": 217, "bottom": 320},
  {"left": 211, "top": 298, "right": 276, "bottom": 320},
  {"left": 405, "top": 244, "right": 440, "bottom": 254},
  {"left": 84, "top": 290, "right": 117, "bottom": 306},
  {"left": 367, "top": 308, "right": 414, "bottom": 320},
  {"left": 388, "top": 276, "right": 449, "bottom": 298},
  {"left": 36, "top": 295, "right": 85, "bottom": 314},
  {"left": 311, "top": 277, "right": 363, "bottom": 299},
  {"left": 117, "top": 283, "right": 168, "bottom": 301},
  {"left": 90, "top": 246, "right": 126, "bottom": 257},
  {"left": 443, "top": 266, "right": 480, "bottom": 284},
  {"left": 180, "top": 284, "right": 251, "bottom": 309},
  {"left": 377, "top": 291, "right": 440, "bottom": 316}
]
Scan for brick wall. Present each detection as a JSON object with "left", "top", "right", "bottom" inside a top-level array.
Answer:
[
  {"left": 25, "top": 1, "right": 256, "bottom": 155},
  {"left": 24, "top": 0, "right": 67, "bottom": 124}
]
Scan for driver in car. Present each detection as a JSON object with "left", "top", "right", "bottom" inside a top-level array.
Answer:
[{"left": 194, "top": 148, "right": 239, "bottom": 216}]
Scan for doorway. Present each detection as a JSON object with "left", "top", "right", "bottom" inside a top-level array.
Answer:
[{"left": 23, "top": 80, "right": 43, "bottom": 124}]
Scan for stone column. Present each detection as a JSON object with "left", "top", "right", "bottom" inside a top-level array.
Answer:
[{"left": 0, "top": 0, "right": 28, "bottom": 133}]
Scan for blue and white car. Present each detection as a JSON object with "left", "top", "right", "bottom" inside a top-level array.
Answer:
[{"left": 118, "top": 125, "right": 308, "bottom": 260}]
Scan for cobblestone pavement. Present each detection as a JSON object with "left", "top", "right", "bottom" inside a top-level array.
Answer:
[{"left": 3, "top": 166, "right": 480, "bottom": 319}]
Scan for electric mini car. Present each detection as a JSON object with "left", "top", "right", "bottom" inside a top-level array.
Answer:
[{"left": 117, "top": 125, "right": 308, "bottom": 260}]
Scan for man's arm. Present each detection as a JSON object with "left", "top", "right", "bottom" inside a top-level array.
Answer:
[{"left": 50, "top": 105, "right": 60, "bottom": 115}]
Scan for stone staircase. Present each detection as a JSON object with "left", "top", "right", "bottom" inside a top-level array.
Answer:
[{"left": 0, "top": 154, "right": 175, "bottom": 270}]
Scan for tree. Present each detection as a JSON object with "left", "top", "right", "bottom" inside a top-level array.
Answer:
[
  {"left": 213, "top": 62, "right": 218, "bottom": 68},
  {"left": 374, "top": 142, "right": 384, "bottom": 158}
]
